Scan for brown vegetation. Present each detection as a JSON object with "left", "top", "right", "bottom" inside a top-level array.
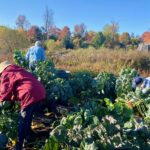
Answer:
[{"left": 51, "top": 48, "right": 150, "bottom": 76}]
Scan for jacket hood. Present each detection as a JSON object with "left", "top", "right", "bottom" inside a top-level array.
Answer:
[{"left": 0, "top": 61, "right": 12, "bottom": 74}]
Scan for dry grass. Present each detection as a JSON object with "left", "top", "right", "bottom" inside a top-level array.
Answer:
[
  {"left": 0, "top": 50, "right": 13, "bottom": 62},
  {"left": 51, "top": 48, "right": 150, "bottom": 76},
  {"left": 1, "top": 48, "right": 150, "bottom": 76}
]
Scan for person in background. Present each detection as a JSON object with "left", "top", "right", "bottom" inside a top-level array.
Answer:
[
  {"left": 26, "top": 41, "right": 46, "bottom": 71},
  {"left": 56, "top": 69, "right": 71, "bottom": 80},
  {"left": 0, "top": 61, "right": 46, "bottom": 150},
  {"left": 132, "top": 76, "right": 150, "bottom": 94}
]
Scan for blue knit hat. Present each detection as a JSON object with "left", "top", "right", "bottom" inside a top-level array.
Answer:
[{"left": 132, "top": 76, "right": 143, "bottom": 89}]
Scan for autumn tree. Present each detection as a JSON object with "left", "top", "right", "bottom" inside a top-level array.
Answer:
[
  {"left": 74, "top": 23, "right": 86, "bottom": 38},
  {"left": 119, "top": 32, "right": 131, "bottom": 45},
  {"left": 58, "top": 26, "right": 73, "bottom": 49},
  {"left": 79, "top": 31, "right": 96, "bottom": 48},
  {"left": 84, "top": 31, "right": 96, "bottom": 47},
  {"left": 16, "top": 15, "right": 30, "bottom": 30},
  {"left": 103, "top": 21, "right": 119, "bottom": 48},
  {"left": 72, "top": 23, "right": 87, "bottom": 48},
  {"left": 43, "top": 6, "right": 54, "bottom": 39},
  {"left": 141, "top": 31, "right": 150, "bottom": 43},
  {"left": 27, "top": 26, "right": 42, "bottom": 43},
  {"left": 49, "top": 26, "right": 61, "bottom": 41}
]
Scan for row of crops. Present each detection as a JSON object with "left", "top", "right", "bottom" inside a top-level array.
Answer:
[{"left": 0, "top": 50, "right": 150, "bottom": 150}]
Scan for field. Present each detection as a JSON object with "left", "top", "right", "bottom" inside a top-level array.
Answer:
[
  {"left": 0, "top": 50, "right": 150, "bottom": 150},
  {"left": 52, "top": 48, "right": 150, "bottom": 76}
]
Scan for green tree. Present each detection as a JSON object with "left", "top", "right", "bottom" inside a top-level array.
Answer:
[
  {"left": 45, "top": 39, "right": 60, "bottom": 54},
  {"left": 72, "top": 37, "right": 82, "bottom": 48},
  {"left": 103, "top": 21, "right": 119, "bottom": 49},
  {"left": 92, "top": 32, "right": 105, "bottom": 48}
]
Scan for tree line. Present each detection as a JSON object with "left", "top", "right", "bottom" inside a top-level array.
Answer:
[{"left": 0, "top": 7, "right": 149, "bottom": 53}]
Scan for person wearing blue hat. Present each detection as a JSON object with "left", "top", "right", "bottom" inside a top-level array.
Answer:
[{"left": 132, "top": 76, "right": 150, "bottom": 94}]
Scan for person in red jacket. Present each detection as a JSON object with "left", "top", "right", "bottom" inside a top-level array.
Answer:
[{"left": 0, "top": 61, "right": 46, "bottom": 150}]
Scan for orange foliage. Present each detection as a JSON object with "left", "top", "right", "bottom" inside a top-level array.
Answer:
[
  {"left": 58, "top": 26, "right": 70, "bottom": 41},
  {"left": 142, "top": 32, "right": 150, "bottom": 44},
  {"left": 119, "top": 32, "right": 130, "bottom": 44},
  {"left": 27, "top": 26, "right": 40, "bottom": 42}
]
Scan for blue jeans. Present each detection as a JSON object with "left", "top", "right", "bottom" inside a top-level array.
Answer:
[{"left": 15, "top": 102, "right": 40, "bottom": 150}]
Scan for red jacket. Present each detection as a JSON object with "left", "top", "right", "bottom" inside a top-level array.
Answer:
[{"left": 0, "top": 65, "right": 46, "bottom": 109}]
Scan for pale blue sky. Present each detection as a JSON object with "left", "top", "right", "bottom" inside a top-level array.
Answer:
[{"left": 0, "top": 0, "right": 149, "bottom": 35}]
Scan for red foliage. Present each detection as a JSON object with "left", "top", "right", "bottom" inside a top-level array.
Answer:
[
  {"left": 74, "top": 23, "right": 86, "bottom": 37},
  {"left": 49, "top": 26, "right": 61, "bottom": 38},
  {"left": 142, "top": 32, "right": 150, "bottom": 44},
  {"left": 85, "top": 32, "right": 95, "bottom": 43},
  {"left": 27, "top": 26, "right": 41, "bottom": 42},
  {"left": 58, "top": 26, "right": 71, "bottom": 41}
]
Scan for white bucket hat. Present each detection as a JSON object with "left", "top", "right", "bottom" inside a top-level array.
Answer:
[
  {"left": 0, "top": 61, "right": 12, "bottom": 74},
  {"left": 35, "top": 41, "right": 41, "bottom": 46}
]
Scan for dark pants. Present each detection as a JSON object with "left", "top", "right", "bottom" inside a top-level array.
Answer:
[{"left": 15, "top": 102, "right": 40, "bottom": 150}]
